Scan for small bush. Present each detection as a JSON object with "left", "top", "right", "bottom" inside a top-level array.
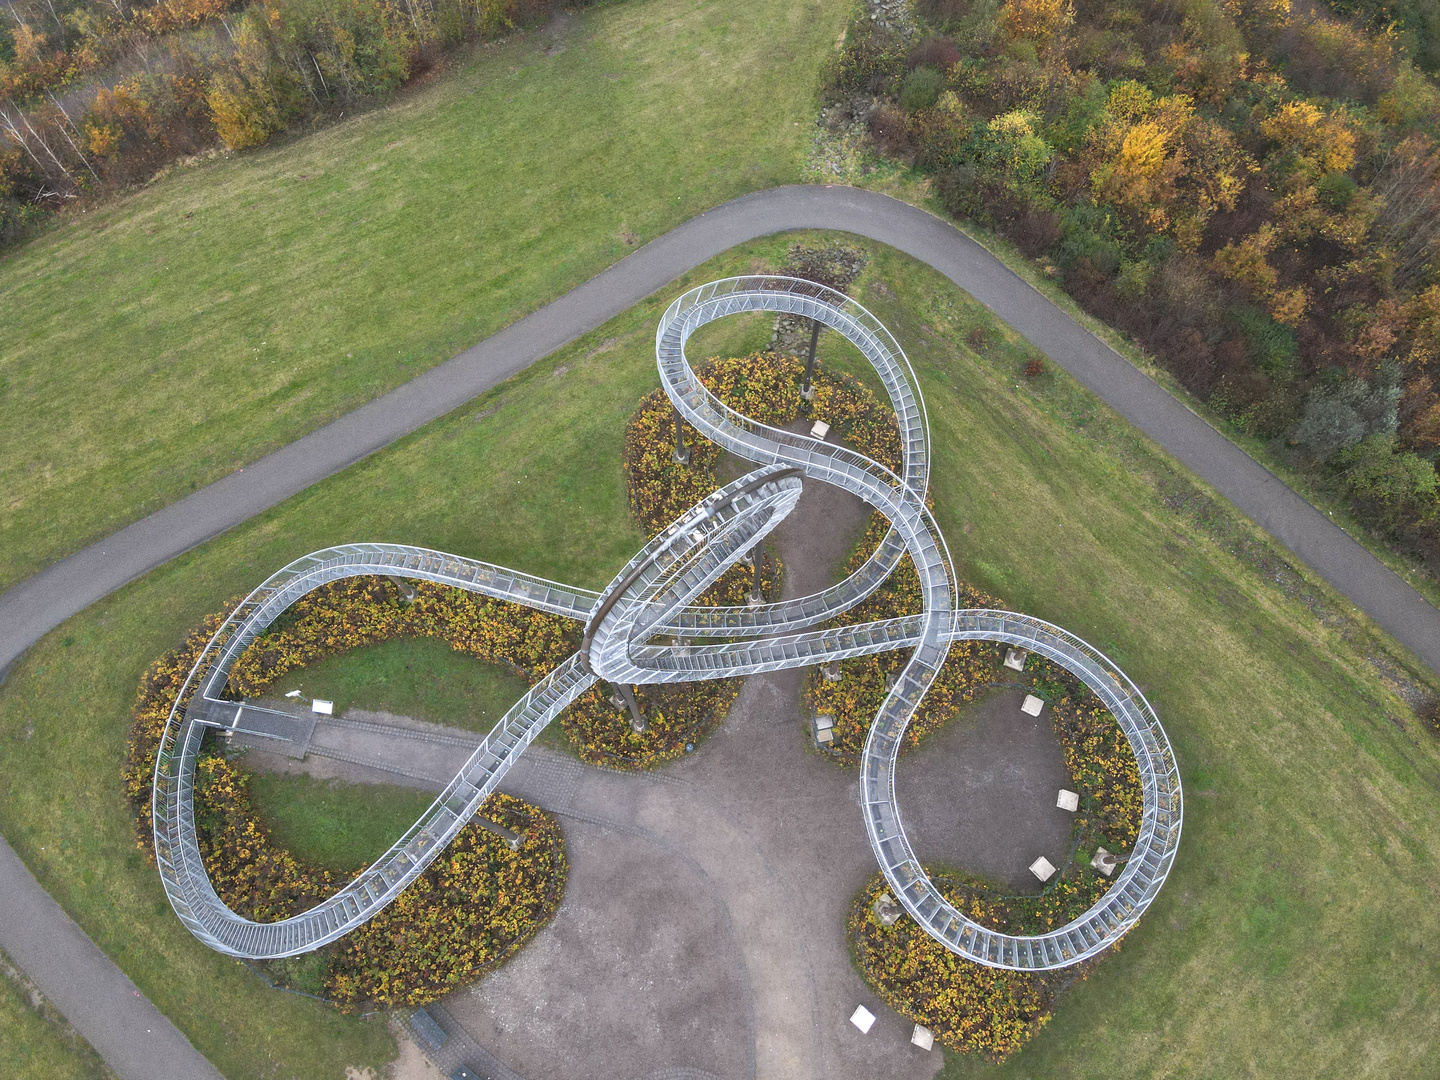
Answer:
[
  {"left": 1024, "top": 357, "right": 1045, "bottom": 377},
  {"left": 867, "top": 103, "right": 912, "bottom": 156},
  {"left": 900, "top": 65, "right": 946, "bottom": 111},
  {"left": 909, "top": 36, "right": 962, "bottom": 71}
]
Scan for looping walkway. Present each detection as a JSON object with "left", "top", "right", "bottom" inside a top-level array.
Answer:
[{"left": 153, "top": 277, "right": 1181, "bottom": 971}]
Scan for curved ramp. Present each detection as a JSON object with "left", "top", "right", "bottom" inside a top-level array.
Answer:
[{"left": 153, "top": 278, "right": 1181, "bottom": 969}]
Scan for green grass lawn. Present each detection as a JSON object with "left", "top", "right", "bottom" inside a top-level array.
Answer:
[
  {"left": 246, "top": 774, "right": 435, "bottom": 874},
  {"left": 267, "top": 636, "right": 532, "bottom": 732},
  {"left": 0, "top": 948, "right": 115, "bottom": 1080},
  {"left": 1, "top": 232, "right": 1438, "bottom": 1078},
  {"left": 0, "top": 0, "right": 848, "bottom": 592}
]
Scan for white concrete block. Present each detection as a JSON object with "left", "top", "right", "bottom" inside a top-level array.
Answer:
[
  {"left": 1021, "top": 694, "right": 1044, "bottom": 716},
  {"left": 284, "top": 689, "right": 303, "bottom": 698},
  {"left": 811, "top": 420, "right": 831, "bottom": 440},
  {"left": 850, "top": 1005, "right": 877, "bottom": 1034},
  {"left": 1029, "top": 855, "right": 1057, "bottom": 882},
  {"left": 814, "top": 713, "right": 835, "bottom": 731},
  {"left": 873, "top": 892, "right": 902, "bottom": 926},
  {"left": 911, "top": 1024, "right": 935, "bottom": 1051},
  {"left": 311, "top": 699, "right": 334, "bottom": 715},
  {"left": 816, "top": 728, "right": 833, "bottom": 744},
  {"left": 1091, "top": 847, "right": 1118, "bottom": 877},
  {"left": 1003, "top": 648, "right": 1027, "bottom": 672},
  {"left": 1056, "top": 789, "right": 1080, "bottom": 812}
]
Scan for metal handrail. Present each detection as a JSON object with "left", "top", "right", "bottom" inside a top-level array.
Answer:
[{"left": 151, "top": 277, "right": 1180, "bottom": 969}]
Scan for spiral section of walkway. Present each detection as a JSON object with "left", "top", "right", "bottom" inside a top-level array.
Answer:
[{"left": 153, "top": 277, "right": 1181, "bottom": 970}]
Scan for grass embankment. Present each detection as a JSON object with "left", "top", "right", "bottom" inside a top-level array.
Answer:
[
  {"left": 0, "top": 948, "right": 115, "bottom": 1080},
  {"left": 0, "top": 0, "right": 847, "bottom": 592},
  {"left": 1, "top": 232, "right": 1439, "bottom": 1077}
]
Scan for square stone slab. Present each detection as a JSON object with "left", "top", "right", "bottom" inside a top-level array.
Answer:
[
  {"left": 873, "top": 892, "right": 902, "bottom": 927},
  {"left": 814, "top": 713, "right": 835, "bottom": 731},
  {"left": 1092, "top": 847, "right": 1118, "bottom": 877},
  {"left": 1021, "top": 694, "right": 1044, "bottom": 717},
  {"left": 1056, "top": 789, "right": 1080, "bottom": 812},
  {"left": 911, "top": 1024, "right": 935, "bottom": 1051},
  {"left": 850, "top": 1005, "right": 877, "bottom": 1034},
  {"left": 1029, "top": 855, "right": 1057, "bottom": 882},
  {"left": 816, "top": 728, "right": 833, "bottom": 744},
  {"left": 1003, "top": 648, "right": 1027, "bottom": 672},
  {"left": 811, "top": 419, "right": 831, "bottom": 440}
]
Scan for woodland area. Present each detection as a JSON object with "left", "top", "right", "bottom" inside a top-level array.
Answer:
[
  {"left": 829, "top": 0, "right": 1440, "bottom": 565},
  {"left": 0, "top": 0, "right": 580, "bottom": 242}
]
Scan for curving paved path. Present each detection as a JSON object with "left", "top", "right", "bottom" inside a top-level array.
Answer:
[{"left": 1, "top": 184, "right": 1438, "bottom": 1079}]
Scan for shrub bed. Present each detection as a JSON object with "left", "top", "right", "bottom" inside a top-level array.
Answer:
[
  {"left": 844, "top": 656, "right": 1144, "bottom": 1061},
  {"left": 849, "top": 871, "right": 1086, "bottom": 1062},
  {"left": 808, "top": 511, "right": 1007, "bottom": 760},
  {"left": 122, "top": 623, "right": 566, "bottom": 1008}
]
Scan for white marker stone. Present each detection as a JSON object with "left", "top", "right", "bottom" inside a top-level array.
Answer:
[
  {"left": 1029, "top": 856, "right": 1057, "bottom": 882},
  {"left": 911, "top": 1024, "right": 935, "bottom": 1051},
  {"left": 850, "top": 1005, "right": 877, "bottom": 1034},
  {"left": 1056, "top": 789, "right": 1080, "bottom": 812},
  {"left": 1091, "top": 847, "right": 1118, "bottom": 877},
  {"left": 311, "top": 699, "right": 334, "bottom": 715},
  {"left": 811, "top": 419, "right": 831, "bottom": 440},
  {"left": 1021, "top": 694, "right": 1044, "bottom": 716}
]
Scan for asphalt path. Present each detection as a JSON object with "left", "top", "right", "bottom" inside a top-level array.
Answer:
[{"left": 3, "top": 184, "right": 1439, "bottom": 1080}]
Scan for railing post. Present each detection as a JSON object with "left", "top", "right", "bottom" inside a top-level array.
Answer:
[
  {"left": 800, "top": 318, "right": 821, "bottom": 402},
  {"left": 748, "top": 544, "right": 764, "bottom": 608},
  {"left": 672, "top": 406, "right": 691, "bottom": 465},
  {"left": 608, "top": 682, "right": 646, "bottom": 734},
  {"left": 385, "top": 575, "right": 417, "bottom": 603}
]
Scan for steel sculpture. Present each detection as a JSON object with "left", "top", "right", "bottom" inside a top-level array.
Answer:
[{"left": 152, "top": 277, "right": 1182, "bottom": 970}]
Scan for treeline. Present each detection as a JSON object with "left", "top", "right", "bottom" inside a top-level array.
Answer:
[
  {"left": 827, "top": 0, "right": 1440, "bottom": 567},
  {"left": 0, "top": 0, "right": 579, "bottom": 244}
]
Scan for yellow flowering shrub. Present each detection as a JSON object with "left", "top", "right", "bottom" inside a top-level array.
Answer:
[
  {"left": 849, "top": 872, "right": 1088, "bottom": 1061},
  {"left": 122, "top": 610, "right": 228, "bottom": 843},
  {"left": 623, "top": 351, "right": 904, "bottom": 538},
  {"left": 324, "top": 793, "right": 565, "bottom": 1007},
  {"left": 1041, "top": 664, "right": 1144, "bottom": 851},
  {"left": 123, "top": 625, "right": 566, "bottom": 1008},
  {"left": 808, "top": 513, "right": 1006, "bottom": 761},
  {"left": 191, "top": 753, "right": 339, "bottom": 921}
]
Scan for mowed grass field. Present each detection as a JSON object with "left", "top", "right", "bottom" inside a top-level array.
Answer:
[
  {"left": 1, "top": 232, "right": 1439, "bottom": 1077},
  {"left": 0, "top": 948, "right": 115, "bottom": 1080},
  {"left": 0, "top": 0, "right": 848, "bottom": 592}
]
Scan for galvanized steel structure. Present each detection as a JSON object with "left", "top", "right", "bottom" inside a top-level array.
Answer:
[{"left": 152, "top": 277, "right": 1181, "bottom": 970}]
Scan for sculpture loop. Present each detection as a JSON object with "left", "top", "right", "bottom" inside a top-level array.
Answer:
[{"left": 153, "top": 276, "right": 1181, "bottom": 969}]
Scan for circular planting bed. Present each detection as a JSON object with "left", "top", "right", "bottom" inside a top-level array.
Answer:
[{"left": 844, "top": 657, "right": 1145, "bottom": 1061}]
